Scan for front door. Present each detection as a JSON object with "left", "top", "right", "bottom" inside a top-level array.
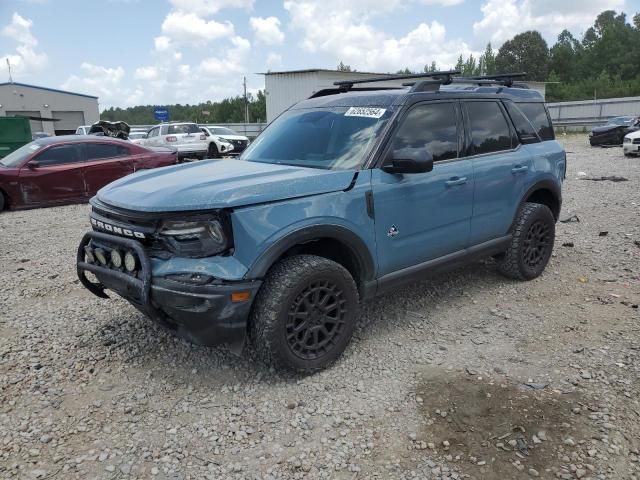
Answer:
[
  {"left": 371, "top": 101, "right": 474, "bottom": 276},
  {"left": 18, "top": 143, "right": 86, "bottom": 207},
  {"left": 82, "top": 142, "right": 134, "bottom": 197}
]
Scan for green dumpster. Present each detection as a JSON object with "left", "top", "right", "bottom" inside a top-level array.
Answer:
[{"left": 0, "top": 117, "right": 32, "bottom": 158}]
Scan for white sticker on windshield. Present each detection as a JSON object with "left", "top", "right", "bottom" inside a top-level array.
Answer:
[{"left": 344, "top": 107, "right": 386, "bottom": 119}]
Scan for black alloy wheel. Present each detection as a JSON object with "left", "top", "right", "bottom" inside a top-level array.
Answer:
[
  {"left": 522, "top": 220, "right": 552, "bottom": 269},
  {"left": 285, "top": 280, "right": 348, "bottom": 361}
]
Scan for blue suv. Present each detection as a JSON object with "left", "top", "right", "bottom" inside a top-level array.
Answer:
[{"left": 77, "top": 72, "right": 566, "bottom": 372}]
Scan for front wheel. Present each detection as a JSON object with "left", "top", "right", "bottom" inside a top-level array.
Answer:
[
  {"left": 0, "top": 191, "right": 6, "bottom": 212},
  {"left": 497, "top": 202, "right": 555, "bottom": 281},
  {"left": 249, "top": 254, "right": 359, "bottom": 372},
  {"left": 207, "top": 143, "right": 220, "bottom": 159}
]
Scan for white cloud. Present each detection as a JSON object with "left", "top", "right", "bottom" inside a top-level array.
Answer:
[
  {"left": 161, "top": 11, "right": 234, "bottom": 45},
  {"left": 420, "top": 0, "right": 463, "bottom": 5},
  {"left": 250, "top": 16, "right": 285, "bottom": 45},
  {"left": 61, "top": 63, "right": 125, "bottom": 104},
  {"left": 154, "top": 35, "right": 172, "bottom": 51},
  {"left": 199, "top": 35, "right": 251, "bottom": 75},
  {"left": 134, "top": 65, "right": 159, "bottom": 81},
  {"left": 0, "top": 13, "right": 48, "bottom": 79},
  {"left": 266, "top": 52, "right": 283, "bottom": 68},
  {"left": 473, "top": 0, "right": 625, "bottom": 45},
  {"left": 284, "top": 0, "right": 475, "bottom": 72},
  {"left": 168, "top": 0, "right": 254, "bottom": 16}
]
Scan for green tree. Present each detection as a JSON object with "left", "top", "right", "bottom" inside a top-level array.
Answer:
[
  {"left": 495, "top": 30, "right": 549, "bottom": 80},
  {"left": 336, "top": 61, "right": 353, "bottom": 72},
  {"left": 480, "top": 43, "right": 496, "bottom": 75}
]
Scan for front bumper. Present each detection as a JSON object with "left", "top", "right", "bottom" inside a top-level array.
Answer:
[
  {"left": 77, "top": 231, "right": 261, "bottom": 347},
  {"left": 623, "top": 143, "right": 640, "bottom": 155}
]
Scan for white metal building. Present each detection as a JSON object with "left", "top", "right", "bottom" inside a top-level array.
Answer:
[
  {"left": 262, "top": 69, "right": 547, "bottom": 122},
  {"left": 0, "top": 82, "right": 99, "bottom": 135}
]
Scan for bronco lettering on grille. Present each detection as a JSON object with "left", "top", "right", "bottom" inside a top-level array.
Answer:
[{"left": 91, "top": 218, "right": 146, "bottom": 239}]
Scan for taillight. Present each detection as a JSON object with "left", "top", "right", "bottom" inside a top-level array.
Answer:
[
  {"left": 165, "top": 136, "right": 177, "bottom": 142},
  {"left": 200, "top": 134, "right": 206, "bottom": 140}
]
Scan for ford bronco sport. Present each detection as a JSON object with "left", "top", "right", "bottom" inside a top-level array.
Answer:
[{"left": 77, "top": 72, "right": 566, "bottom": 372}]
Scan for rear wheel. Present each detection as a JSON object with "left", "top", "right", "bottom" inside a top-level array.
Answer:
[
  {"left": 497, "top": 202, "right": 555, "bottom": 280},
  {"left": 208, "top": 143, "right": 220, "bottom": 159},
  {"left": 250, "top": 254, "right": 359, "bottom": 372}
]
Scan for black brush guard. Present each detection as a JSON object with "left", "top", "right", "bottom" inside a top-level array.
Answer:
[{"left": 77, "top": 231, "right": 151, "bottom": 304}]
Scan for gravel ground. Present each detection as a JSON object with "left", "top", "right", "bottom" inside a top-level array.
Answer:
[{"left": 1, "top": 135, "right": 639, "bottom": 480}]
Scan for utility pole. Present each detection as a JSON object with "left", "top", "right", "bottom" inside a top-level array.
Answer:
[
  {"left": 243, "top": 76, "right": 249, "bottom": 124},
  {"left": 6, "top": 58, "right": 13, "bottom": 83}
]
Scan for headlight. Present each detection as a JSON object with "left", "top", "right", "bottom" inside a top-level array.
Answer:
[
  {"left": 624, "top": 137, "right": 631, "bottom": 143},
  {"left": 159, "top": 218, "right": 229, "bottom": 257}
]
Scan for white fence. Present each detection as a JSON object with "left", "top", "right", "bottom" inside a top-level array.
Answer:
[{"left": 547, "top": 96, "right": 640, "bottom": 131}]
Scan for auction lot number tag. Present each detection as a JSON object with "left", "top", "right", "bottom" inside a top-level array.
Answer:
[{"left": 344, "top": 107, "right": 386, "bottom": 118}]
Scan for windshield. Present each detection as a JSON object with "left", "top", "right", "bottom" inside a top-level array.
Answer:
[
  {"left": 609, "top": 117, "right": 633, "bottom": 126},
  {"left": 0, "top": 142, "right": 42, "bottom": 167},
  {"left": 129, "top": 132, "right": 146, "bottom": 139},
  {"left": 242, "top": 107, "right": 393, "bottom": 170},
  {"left": 211, "top": 127, "right": 237, "bottom": 135}
]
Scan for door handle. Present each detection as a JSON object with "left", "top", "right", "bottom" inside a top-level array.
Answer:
[
  {"left": 511, "top": 165, "right": 529, "bottom": 174},
  {"left": 445, "top": 176, "right": 468, "bottom": 187}
]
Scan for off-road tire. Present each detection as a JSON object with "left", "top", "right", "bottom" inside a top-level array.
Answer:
[
  {"left": 208, "top": 143, "right": 220, "bottom": 159},
  {"left": 497, "top": 202, "right": 555, "bottom": 281},
  {"left": 249, "top": 254, "right": 359, "bottom": 373}
]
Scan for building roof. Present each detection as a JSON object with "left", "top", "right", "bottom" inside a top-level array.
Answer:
[
  {"left": 0, "top": 82, "right": 98, "bottom": 99},
  {"left": 260, "top": 69, "right": 393, "bottom": 76}
]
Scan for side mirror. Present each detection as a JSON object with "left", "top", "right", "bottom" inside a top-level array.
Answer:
[
  {"left": 28, "top": 160, "right": 41, "bottom": 169},
  {"left": 382, "top": 148, "right": 434, "bottom": 174}
]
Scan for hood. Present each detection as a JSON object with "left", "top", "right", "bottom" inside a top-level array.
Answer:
[
  {"left": 591, "top": 124, "right": 624, "bottom": 135},
  {"left": 626, "top": 130, "right": 640, "bottom": 139},
  {"left": 96, "top": 159, "right": 356, "bottom": 212},
  {"left": 217, "top": 134, "right": 248, "bottom": 141}
]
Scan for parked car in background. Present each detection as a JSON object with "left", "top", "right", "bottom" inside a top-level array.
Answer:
[
  {"left": 199, "top": 126, "right": 235, "bottom": 158},
  {"left": 201, "top": 125, "right": 250, "bottom": 155},
  {"left": 140, "top": 122, "right": 209, "bottom": 161},
  {"left": 623, "top": 130, "right": 640, "bottom": 157},
  {"left": 31, "top": 132, "right": 51, "bottom": 140},
  {"left": 128, "top": 131, "right": 148, "bottom": 144},
  {"left": 75, "top": 126, "right": 92, "bottom": 135},
  {"left": 589, "top": 116, "right": 640, "bottom": 146},
  {"left": 0, "top": 136, "right": 177, "bottom": 211}
]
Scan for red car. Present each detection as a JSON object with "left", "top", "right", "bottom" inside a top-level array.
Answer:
[{"left": 0, "top": 136, "right": 177, "bottom": 211}]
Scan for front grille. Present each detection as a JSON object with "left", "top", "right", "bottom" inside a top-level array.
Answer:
[
  {"left": 633, "top": 138, "right": 640, "bottom": 145},
  {"left": 231, "top": 139, "right": 248, "bottom": 152}
]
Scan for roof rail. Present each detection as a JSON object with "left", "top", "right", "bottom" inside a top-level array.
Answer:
[
  {"left": 453, "top": 73, "right": 527, "bottom": 88},
  {"left": 333, "top": 70, "right": 461, "bottom": 92}
]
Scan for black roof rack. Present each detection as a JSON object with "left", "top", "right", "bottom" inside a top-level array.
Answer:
[
  {"left": 453, "top": 73, "right": 527, "bottom": 88},
  {"left": 333, "top": 70, "right": 460, "bottom": 92}
]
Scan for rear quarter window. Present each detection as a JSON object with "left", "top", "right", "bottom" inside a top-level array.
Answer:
[{"left": 518, "top": 103, "right": 555, "bottom": 141}]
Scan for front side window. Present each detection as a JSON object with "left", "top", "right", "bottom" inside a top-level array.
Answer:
[
  {"left": 85, "top": 143, "right": 129, "bottom": 160},
  {"left": 34, "top": 144, "right": 82, "bottom": 166},
  {"left": 518, "top": 103, "right": 555, "bottom": 141},
  {"left": 389, "top": 102, "right": 458, "bottom": 162},
  {"left": 243, "top": 107, "right": 393, "bottom": 170},
  {"left": 466, "top": 101, "right": 513, "bottom": 155}
]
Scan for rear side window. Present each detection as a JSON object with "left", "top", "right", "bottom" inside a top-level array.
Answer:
[
  {"left": 504, "top": 102, "right": 540, "bottom": 144},
  {"left": 391, "top": 102, "right": 458, "bottom": 162},
  {"left": 466, "top": 101, "right": 513, "bottom": 155},
  {"left": 85, "top": 143, "right": 129, "bottom": 160},
  {"left": 518, "top": 103, "right": 555, "bottom": 141},
  {"left": 35, "top": 144, "right": 82, "bottom": 165},
  {"left": 167, "top": 124, "right": 200, "bottom": 134}
]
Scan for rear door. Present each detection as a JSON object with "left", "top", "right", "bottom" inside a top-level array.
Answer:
[
  {"left": 82, "top": 142, "right": 134, "bottom": 197},
  {"left": 464, "top": 100, "right": 531, "bottom": 245},
  {"left": 18, "top": 143, "right": 86, "bottom": 206}
]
